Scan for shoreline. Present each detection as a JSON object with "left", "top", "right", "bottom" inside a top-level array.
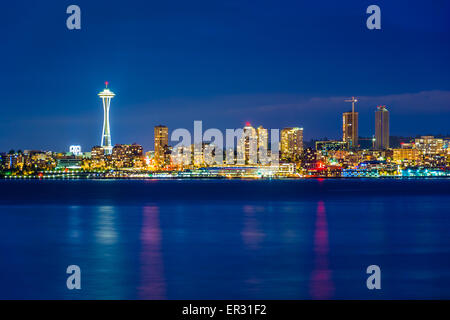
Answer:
[{"left": 2, "top": 175, "right": 450, "bottom": 180}]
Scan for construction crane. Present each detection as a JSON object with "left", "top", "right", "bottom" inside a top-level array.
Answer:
[{"left": 345, "top": 96, "right": 358, "bottom": 114}]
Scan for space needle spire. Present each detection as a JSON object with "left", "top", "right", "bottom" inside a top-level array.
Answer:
[{"left": 98, "top": 81, "right": 115, "bottom": 155}]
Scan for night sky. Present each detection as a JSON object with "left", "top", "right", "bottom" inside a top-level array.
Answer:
[{"left": 1, "top": 0, "right": 450, "bottom": 152}]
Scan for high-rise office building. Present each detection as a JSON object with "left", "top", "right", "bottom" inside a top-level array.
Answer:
[
  {"left": 343, "top": 97, "right": 358, "bottom": 149},
  {"left": 238, "top": 123, "right": 258, "bottom": 164},
  {"left": 98, "top": 82, "right": 115, "bottom": 155},
  {"left": 280, "top": 127, "right": 303, "bottom": 161},
  {"left": 343, "top": 112, "right": 359, "bottom": 148},
  {"left": 154, "top": 125, "right": 169, "bottom": 166},
  {"left": 375, "top": 105, "right": 390, "bottom": 150},
  {"left": 257, "top": 126, "right": 268, "bottom": 152}
]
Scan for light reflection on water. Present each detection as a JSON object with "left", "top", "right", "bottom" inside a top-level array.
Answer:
[
  {"left": 95, "top": 206, "right": 118, "bottom": 245},
  {"left": 139, "top": 206, "right": 166, "bottom": 299},
  {"left": 1, "top": 179, "right": 450, "bottom": 299},
  {"left": 309, "top": 201, "right": 334, "bottom": 299},
  {"left": 241, "top": 205, "right": 265, "bottom": 250},
  {"left": 68, "top": 206, "right": 82, "bottom": 243}
]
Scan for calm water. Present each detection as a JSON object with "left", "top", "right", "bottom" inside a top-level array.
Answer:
[{"left": 1, "top": 179, "right": 450, "bottom": 299}]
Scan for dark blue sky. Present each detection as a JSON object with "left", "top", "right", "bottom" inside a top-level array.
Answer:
[{"left": 1, "top": 0, "right": 450, "bottom": 151}]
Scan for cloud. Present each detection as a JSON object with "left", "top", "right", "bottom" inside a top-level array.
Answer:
[
  {"left": 236, "top": 90, "right": 450, "bottom": 114},
  {"left": 114, "top": 89, "right": 450, "bottom": 142}
]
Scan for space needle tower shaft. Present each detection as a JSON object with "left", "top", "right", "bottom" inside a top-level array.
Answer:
[{"left": 98, "top": 81, "right": 115, "bottom": 155}]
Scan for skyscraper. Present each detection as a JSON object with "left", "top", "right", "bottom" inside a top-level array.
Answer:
[
  {"left": 280, "top": 127, "right": 303, "bottom": 161},
  {"left": 343, "top": 97, "right": 358, "bottom": 149},
  {"left": 98, "top": 82, "right": 115, "bottom": 155},
  {"left": 257, "top": 126, "right": 268, "bottom": 152},
  {"left": 238, "top": 123, "right": 258, "bottom": 164},
  {"left": 154, "top": 125, "right": 169, "bottom": 166},
  {"left": 375, "top": 105, "right": 389, "bottom": 150}
]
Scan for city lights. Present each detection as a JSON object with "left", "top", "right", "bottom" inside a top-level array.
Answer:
[{"left": 1, "top": 87, "right": 449, "bottom": 180}]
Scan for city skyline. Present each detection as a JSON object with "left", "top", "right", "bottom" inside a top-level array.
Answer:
[
  {"left": 1, "top": 81, "right": 448, "bottom": 153},
  {"left": 2, "top": 83, "right": 446, "bottom": 177}
]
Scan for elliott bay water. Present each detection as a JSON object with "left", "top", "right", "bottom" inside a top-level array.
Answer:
[{"left": 0, "top": 178, "right": 449, "bottom": 299}]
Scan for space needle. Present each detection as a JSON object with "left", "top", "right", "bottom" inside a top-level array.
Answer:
[{"left": 98, "top": 81, "right": 115, "bottom": 155}]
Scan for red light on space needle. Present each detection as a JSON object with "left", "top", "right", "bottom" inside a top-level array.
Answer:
[
  {"left": 246, "top": 121, "right": 251, "bottom": 127},
  {"left": 105, "top": 81, "right": 109, "bottom": 88}
]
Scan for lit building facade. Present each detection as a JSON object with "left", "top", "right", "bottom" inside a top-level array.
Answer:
[
  {"left": 343, "top": 112, "right": 358, "bottom": 149},
  {"left": 192, "top": 143, "right": 203, "bottom": 167},
  {"left": 414, "top": 136, "right": 444, "bottom": 155},
  {"left": 393, "top": 148, "right": 420, "bottom": 163},
  {"left": 300, "top": 147, "right": 317, "bottom": 169},
  {"left": 91, "top": 146, "right": 105, "bottom": 160},
  {"left": 257, "top": 126, "right": 268, "bottom": 152},
  {"left": 316, "top": 140, "right": 349, "bottom": 155},
  {"left": 112, "top": 143, "right": 144, "bottom": 168},
  {"left": 238, "top": 123, "right": 258, "bottom": 164},
  {"left": 375, "top": 105, "right": 389, "bottom": 150},
  {"left": 154, "top": 125, "right": 169, "bottom": 166},
  {"left": 280, "top": 127, "right": 303, "bottom": 161},
  {"left": 90, "top": 146, "right": 107, "bottom": 169},
  {"left": 69, "top": 145, "right": 82, "bottom": 156}
]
